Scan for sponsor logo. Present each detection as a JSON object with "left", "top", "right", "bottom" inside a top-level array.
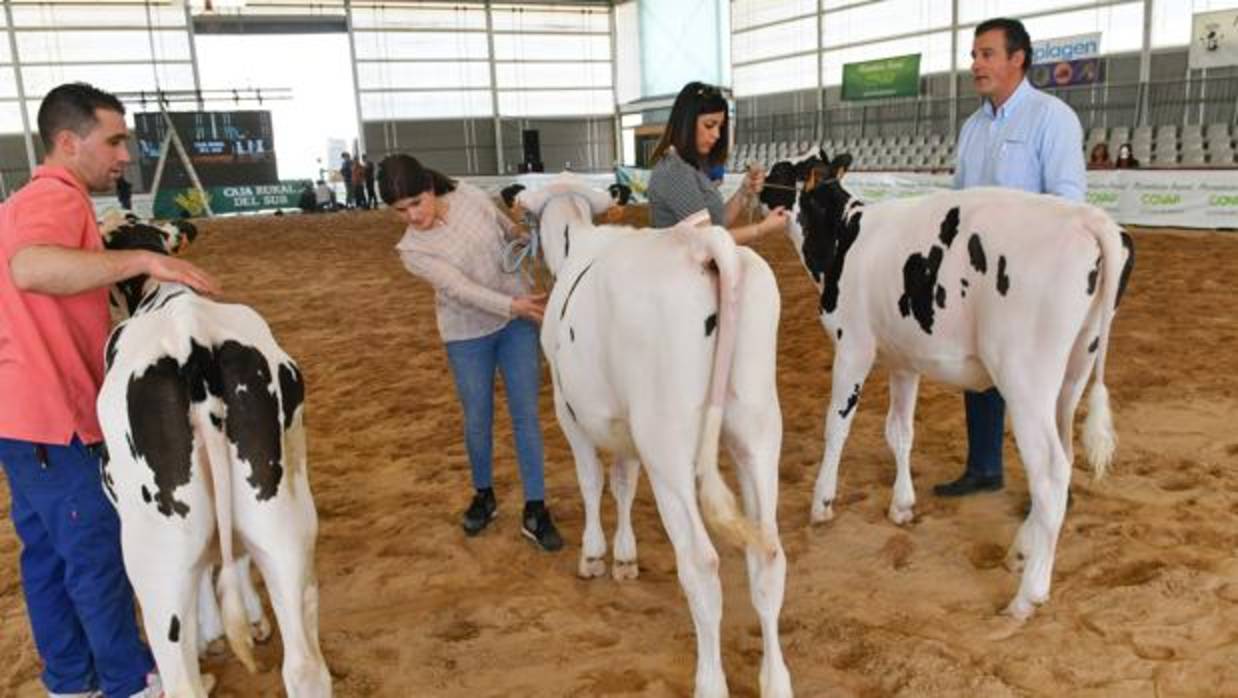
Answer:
[
  {"left": 1087, "top": 191, "right": 1119, "bottom": 205},
  {"left": 1141, "top": 193, "right": 1181, "bottom": 206}
]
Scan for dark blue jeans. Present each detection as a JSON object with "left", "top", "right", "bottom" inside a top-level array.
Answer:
[
  {"left": 0, "top": 436, "right": 154, "bottom": 698},
  {"left": 444, "top": 319, "right": 547, "bottom": 502},
  {"left": 963, "top": 388, "right": 1006, "bottom": 481}
]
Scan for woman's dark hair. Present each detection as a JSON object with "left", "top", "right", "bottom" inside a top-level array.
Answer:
[
  {"left": 975, "top": 17, "right": 1032, "bottom": 73},
  {"left": 377, "top": 154, "right": 456, "bottom": 205},
  {"left": 1090, "top": 142, "right": 1111, "bottom": 162},
  {"left": 651, "top": 81, "right": 730, "bottom": 170}
]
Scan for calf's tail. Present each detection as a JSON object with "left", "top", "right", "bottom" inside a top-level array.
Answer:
[{"left": 687, "top": 217, "right": 768, "bottom": 553}]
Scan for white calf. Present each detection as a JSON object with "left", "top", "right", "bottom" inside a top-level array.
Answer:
[
  {"left": 785, "top": 174, "right": 1132, "bottom": 619},
  {"left": 518, "top": 176, "right": 792, "bottom": 698},
  {"left": 97, "top": 220, "right": 331, "bottom": 697}
]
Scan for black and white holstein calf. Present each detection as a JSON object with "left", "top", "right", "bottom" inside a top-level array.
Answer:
[
  {"left": 518, "top": 176, "right": 792, "bottom": 698},
  {"left": 97, "top": 217, "right": 331, "bottom": 697},
  {"left": 773, "top": 160, "right": 1133, "bottom": 620}
]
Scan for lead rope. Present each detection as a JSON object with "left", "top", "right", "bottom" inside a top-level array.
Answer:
[{"left": 501, "top": 211, "right": 542, "bottom": 288}]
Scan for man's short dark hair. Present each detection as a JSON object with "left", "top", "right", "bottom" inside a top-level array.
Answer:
[
  {"left": 976, "top": 18, "right": 1032, "bottom": 73},
  {"left": 36, "top": 82, "right": 125, "bottom": 151}
]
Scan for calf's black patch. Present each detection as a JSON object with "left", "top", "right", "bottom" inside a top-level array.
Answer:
[
  {"left": 1117, "top": 231, "right": 1135, "bottom": 307},
  {"left": 168, "top": 614, "right": 181, "bottom": 643},
  {"left": 967, "top": 234, "right": 987, "bottom": 274},
  {"left": 898, "top": 245, "right": 945, "bottom": 334},
  {"left": 278, "top": 362, "right": 305, "bottom": 430},
  {"left": 705, "top": 313, "right": 717, "bottom": 337},
  {"left": 996, "top": 256, "right": 1011, "bottom": 296},
  {"left": 937, "top": 207, "right": 961, "bottom": 247},
  {"left": 105, "top": 325, "right": 126, "bottom": 372},
  {"left": 126, "top": 356, "right": 195, "bottom": 518},
  {"left": 838, "top": 383, "right": 861, "bottom": 419},
  {"left": 216, "top": 341, "right": 284, "bottom": 501}
]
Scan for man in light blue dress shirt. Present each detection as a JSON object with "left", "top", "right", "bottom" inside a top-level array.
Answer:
[{"left": 934, "top": 17, "right": 1087, "bottom": 497}]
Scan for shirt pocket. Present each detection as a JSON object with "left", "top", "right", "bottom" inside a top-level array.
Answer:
[{"left": 995, "top": 139, "right": 1040, "bottom": 190}]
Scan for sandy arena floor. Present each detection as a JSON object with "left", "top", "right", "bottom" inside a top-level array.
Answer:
[{"left": 2, "top": 206, "right": 1236, "bottom": 697}]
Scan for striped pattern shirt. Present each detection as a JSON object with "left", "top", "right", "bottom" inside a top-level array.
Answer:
[
  {"left": 647, "top": 148, "right": 726, "bottom": 228},
  {"left": 395, "top": 182, "right": 530, "bottom": 343}
]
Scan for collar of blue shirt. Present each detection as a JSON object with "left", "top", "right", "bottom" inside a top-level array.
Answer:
[{"left": 982, "top": 77, "right": 1033, "bottom": 120}]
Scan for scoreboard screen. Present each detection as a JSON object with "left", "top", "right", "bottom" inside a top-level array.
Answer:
[{"left": 135, "top": 110, "right": 278, "bottom": 188}]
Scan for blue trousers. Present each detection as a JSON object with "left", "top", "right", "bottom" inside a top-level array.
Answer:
[
  {"left": 444, "top": 319, "right": 547, "bottom": 501},
  {"left": 963, "top": 388, "right": 1006, "bottom": 481},
  {"left": 0, "top": 436, "right": 154, "bottom": 698}
]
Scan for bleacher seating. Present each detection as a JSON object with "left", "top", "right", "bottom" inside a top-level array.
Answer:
[{"left": 728, "top": 121, "right": 1238, "bottom": 172}]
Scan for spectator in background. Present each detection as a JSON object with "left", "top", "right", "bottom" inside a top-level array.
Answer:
[
  {"left": 115, "top": 172, "right": 132, "bottom": 210},
  {"left": 314, "top": 179, "right": 336, "bottom": 211},
  {"left": 352, "top": 157, "right": 368, "bottom": 210},
  {"left": 363, "top": 154, "right": 377, "bottom": 209},
  {"left": 340, "top": 152, "right": 354, "bottom": 208},
  {"left": 1114, "top": 143, "right": 1140, "bottom": 169},
  {"left": 1088, "top": 142, "right": 1114, "bottom": 169},
  {"left": 298, "top": 181, "right": 317, "bottom": 213}
]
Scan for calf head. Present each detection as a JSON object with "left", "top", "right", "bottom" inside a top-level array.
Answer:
[
  {"left": 516, "top": 174, "right": 614, "bottom": 275},
  {"left": 797, "top": 157, "right": 861, "bottom": 312},
  {"left": 761, "top": 147, "right": 831, "bottom": 210},
  {"left": 607, "top": 183, "right": 633, "bottom": 206},
  {"left": 760, "top": 161, "right": 798, "bottom": 210},
  {"left": 100, "top": 215, "right": 200, "bottom": 318}
]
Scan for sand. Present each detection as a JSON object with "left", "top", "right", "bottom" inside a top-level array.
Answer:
[{"left": 2, "top": 208, "right": 1236, "bottom": 698}]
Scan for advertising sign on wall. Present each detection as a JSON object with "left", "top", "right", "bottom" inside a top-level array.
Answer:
[
  {"left": 1029, "top": 33, "right": 1102, "bottom": 89},
  {"left": 1189, "top": 9, "right": 1238, "bottom": 69},
  {"left": 841, "top": 54, "right": 921, "bottom": 101}
]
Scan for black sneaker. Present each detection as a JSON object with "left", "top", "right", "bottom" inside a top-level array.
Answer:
[
  {"left": 461, "top": 489, "right": 497, "bottom": 536},
  {"left": 521, "top": 501, "right": 563, "bottom": 552}
]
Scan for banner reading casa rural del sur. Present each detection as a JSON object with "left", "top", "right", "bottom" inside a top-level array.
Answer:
[
  {"left": 1029, "top": 33, "right": 1102, "bottom": 89},
  {"left": 841, "top": 54, "right": 921, "bottom": 101},
  {"left": 1190, "top": 9, "right": 1238, "bottom": 69},
  {"left": 153, "top": 180, "right": 312, "bottom": 219}
]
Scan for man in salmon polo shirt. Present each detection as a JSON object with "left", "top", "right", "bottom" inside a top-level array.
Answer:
[{"left": 0, "top": 82, "right": 218, "bottom": 698}]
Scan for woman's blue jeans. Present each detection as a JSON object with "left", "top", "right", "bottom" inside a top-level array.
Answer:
[{"left": 444, "top": 319, "right": 546, "bottom": 501}]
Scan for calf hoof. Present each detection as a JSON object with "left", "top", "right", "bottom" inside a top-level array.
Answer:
[
  {"left": 887, "top": 503, "right": 915, "bottom": 526},
  {"left": 612, "top": 559, "right": 639, "bottom": 581},
  {"left": 251, "top": 616, "right": 273, "bottom": 644},
  {"left": 809, "top": 501, "right": 835, "bottom": 525},
  {"left": 760, "top": 660, "right": 793, "bottom": 698},
  {"left": 578, "top": 556, "right": 607, "bottom": 579},
  {"left": 1003, "top": 596, "right": 1037, "bottom": 622}
]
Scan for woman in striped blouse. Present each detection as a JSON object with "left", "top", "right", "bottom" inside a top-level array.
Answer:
[
  {"left": 378, "top": 154, "right": 562, "bottom": 552},
  {"left": 646, "top": 82, "right": 789, "bottom": 242}
]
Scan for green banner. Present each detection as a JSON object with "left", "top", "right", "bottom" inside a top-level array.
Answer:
[
  {"left": 153, "top": 180, "right": 312, "bottom": 218},
  {"left": 841, "top": 53, "right": 921, "bottom": 101}
]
